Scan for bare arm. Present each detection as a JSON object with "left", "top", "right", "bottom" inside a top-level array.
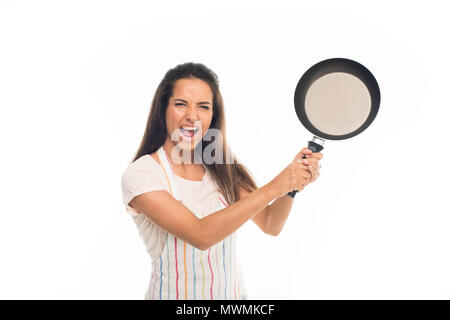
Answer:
[
  {"left": 129, "top": 182, "right": 277, "bottom": 250},
  {"left": 246, "top": 188, "right": 294, "bottom": 236},
  {"left": 249, "top": 149, "right": 323, "bottom": 236},
  {"left": 128, "top": 147, "right": 319, "bottom": 250}
]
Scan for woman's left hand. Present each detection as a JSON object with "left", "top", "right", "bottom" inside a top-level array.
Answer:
[{"left": 301, "top": 149, "right": 323, "bottom": 183}]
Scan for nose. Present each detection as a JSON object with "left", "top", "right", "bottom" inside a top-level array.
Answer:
[{"left": 184, "top": 106, "right": 199, "bottom": 122}]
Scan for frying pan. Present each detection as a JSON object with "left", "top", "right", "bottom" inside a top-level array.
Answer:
[{"left": 287, "top": 58, "right": 381, "bottom": 198}]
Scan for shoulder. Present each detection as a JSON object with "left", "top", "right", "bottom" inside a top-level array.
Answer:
[
  {"left": 126, "top": 153, "right": 159, "bottom": 170},
  {"left": 120, "top": 153, "right": 170, "bottom": 214},
  {"left": 149, "top": 152, "right": 159, "bottom": 164},
  {"left": 121, "top": 153, "right": 164, "bottom": 185},
  {"left": 120, "top": 153, "right": 169, "bottom": 203}
]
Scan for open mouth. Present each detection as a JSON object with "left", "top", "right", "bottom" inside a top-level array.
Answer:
[{"left": 180, "top": 126, "right": 199, "bottom": 139}]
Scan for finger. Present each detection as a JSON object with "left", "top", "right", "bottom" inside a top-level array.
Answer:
[
  {"left": 293, "top": 161, "right": 309, "bottom": 170},
  {"left": 295, "top": 148, "right": 312, "bottom": 158},
  {"left": 303, "top": 148, "right": 313, "bottom": 157},
  {"left": 313, "top": 164, "right": 321, "bottom": 179},
  {"left": 303, "top": 160, "right": 318, "bottom": 175},
  {"left": 293, "top": 151, "right": 304, "bottom": 163},
  {"left": 295, "top": 154, "right": 310, "bottom": 164},
  {"left": 307, "top": 165, "right": 317, "bottom": 181},
  {"left": 294, "top": 162, "right": 311, "bottom": 176},
  {"left": 309, "top": 152, "right": 323, "bottom": 160},
  {"left": 306, "top": 157, "right": 319, "bottom": 166},
  {"left": 304, "top": 158, "right": 319, "bottom": 171},
  {"left": 304, "top": 166, "right": 313, "bottom": 179},
  {"left": 307, "top": 164, "right": 315, "bottom": 176},
  {"left": 298, "top": 148, "right": 312, "bottom": 159}
]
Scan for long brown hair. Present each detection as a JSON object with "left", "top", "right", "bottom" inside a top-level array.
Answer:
[{"left": 131, "top": 62, "right": 257, "bottom": 204}]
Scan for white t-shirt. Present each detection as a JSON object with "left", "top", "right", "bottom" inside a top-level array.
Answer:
[{"left": 121, "top": 154, "right": 225, "bottom": 261}]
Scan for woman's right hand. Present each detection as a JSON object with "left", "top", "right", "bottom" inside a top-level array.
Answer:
[{"left": 268, "top": 149, "right": 313, "bottom": 198}]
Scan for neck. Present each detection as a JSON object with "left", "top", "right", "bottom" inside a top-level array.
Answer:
[{"left": 162, "top": 139, "right": 198, "bottom": 169}]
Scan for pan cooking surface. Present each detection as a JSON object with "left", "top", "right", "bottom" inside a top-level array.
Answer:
[{"left": 294, "top": 58, "right": 380, "bottom": 140}]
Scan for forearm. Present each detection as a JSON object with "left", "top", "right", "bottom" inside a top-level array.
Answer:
[
  {"left": 264, "top": 194, "right": 295, "bottom": 236},
  {"left": 199, "top": 183, "right": 277, "bottom": 249}
]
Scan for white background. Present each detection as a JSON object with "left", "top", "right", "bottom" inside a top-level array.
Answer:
[{"left": 1, "top": 0, "right": 449, "bottom": 299}]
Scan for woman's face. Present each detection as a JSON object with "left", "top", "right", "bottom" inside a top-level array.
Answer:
[{"left": 165, "top": 77, "right": 214, "bottom": 154}]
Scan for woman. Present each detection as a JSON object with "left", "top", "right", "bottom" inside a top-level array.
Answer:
[{"left": 121, "top": 62, "right": 323, "bottom": 300}]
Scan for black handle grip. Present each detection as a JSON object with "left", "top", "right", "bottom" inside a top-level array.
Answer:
[{"left": 286, "top": 140, "right": 325, "bottom": 198}]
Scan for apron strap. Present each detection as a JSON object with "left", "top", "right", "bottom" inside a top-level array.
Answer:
[
  {"left": 156, "top": 145, "right": 229, "bottom": 208},
  {"left": 156, "top": 146, "right": 180, "bottom": 200}
]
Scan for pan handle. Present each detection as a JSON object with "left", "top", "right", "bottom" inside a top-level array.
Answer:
[{"left": 286, "top": 139, "right": 324, "bottom": 198}]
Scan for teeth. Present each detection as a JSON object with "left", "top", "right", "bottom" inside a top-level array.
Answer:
[{"left": 181, "top": 127, "right": 198, "bottom": 131}]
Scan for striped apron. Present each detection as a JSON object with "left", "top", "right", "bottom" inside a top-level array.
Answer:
[{"left": 145, "top": 146, "right": 247, "bottom": 300}]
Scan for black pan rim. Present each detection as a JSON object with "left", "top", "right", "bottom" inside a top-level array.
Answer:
[{"left": 294, "top": 57, "right": 381, "bottom": 141}]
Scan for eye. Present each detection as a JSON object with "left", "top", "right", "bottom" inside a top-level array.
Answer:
[{"left": 175, "top": 103, "right": 209, "bottom": 109}]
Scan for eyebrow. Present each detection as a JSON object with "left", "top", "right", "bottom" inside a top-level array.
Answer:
[{"left": 174, "top": 99, "right": 211, "bottom": 105}]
